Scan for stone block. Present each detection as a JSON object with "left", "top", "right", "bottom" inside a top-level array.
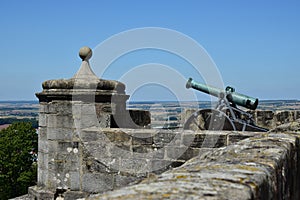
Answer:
[
  {"left": 150, "top": 159, "right": 177, "bottom": 174},
  {"left": 57, "top": 141, "right": 73, "bottom": 151},
  {"left": 114, "top": 174, "right": 140, "bottom": 189},
  {"left": 105, "top": 129, "right": 131, "bottom": 143},
  {"left": 48, "top": 101, "right": 72, "bottom": 115},
  {"left": 132, "top": 136, "right": 153, "bottom": 145},
  {"left": 109, "top": 143, "right": 132, "bottom": 155},
  {"left": 150, "top": 148, "right": 165, "bottom": 159},
  {"left": 69, "top": 171, "right": 80, "bottom": 190},
  {"left": 38, "top": 140, "right": 48, "bottom": 153},
  {"left": 189, "top": 132, "right": 227, "bottom": 148},
  {"left": 120, "top": 158, "right": 150, "bottom": 174},
  {"left": 85, "top": 141, "right": 112, "bottom": 160},
  {"left": 82, "top": 173, "right": 114, "bottom": 193},
  {"left": 46, "top": 141, "right": 59, "bottom": 153},
  {"left": 153, "top": 131, "right": 177, "bottom": 148},
  {"left": 47, "top": 114, "right": 74, "bottom": 128},
  {"left": 39, "top": 114, "right": 47, "bottom": 127},
  {"left": 130, "top": 147, "right": 163, "bottom": 160},
  {"left": 28, "top": 186, "right": 54, "bottom": 200},
  {"left": 38, "top": 152, "right": 48, "bottom": 169},
  {"left": 77, "top": 112, "right": 112, "bottom": 129},
  {"left": 85, "top": 157, "right": 119, "bottom": 174},
  {"left": 81, "top": 129, "right": 104, "bottom": 141},
  {"left": 47, "top": 128, "right": 74, "bottom": 141},
  {"left": 109, "top": 145, "right": 132, "bottom": 159},
  {"left": 64, "top": 191, "right": 88, "bottom": 200},
  {"left": 37, "top": 168, "right": 48, "bottom": 187},
  {"left": 181, "top": 131, "right": 196, "bottom": 147},
  {"left": 80, "top": 103, "right": 97, "bottom": 114},
  {"left": 132, "top": 145, "right": 153, "bottom": 153},
  {"left": 39, "top": 103, "right": 49, "bottom": 114},
  {"left": 165, "top": 146, "right": 189, "bottom": 160},
  {"left": 227, "top": 132, "right": 257, "bottom": 145},
  {"left": 178, "top": 147, "right": 200, "bottom": 161},
  {"left": 45, "top": 169, "right": 57, "bottom": 190},
  {"left": 38, "top": 127, "right": 47, "bottom": 140}
]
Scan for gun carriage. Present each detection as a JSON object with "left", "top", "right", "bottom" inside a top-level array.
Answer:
[{"left": 184, "top": 78, "right": 268, "bottom": 132}]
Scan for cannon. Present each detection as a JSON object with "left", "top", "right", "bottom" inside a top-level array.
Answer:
[{"left": 184, "top": 78, "right": 268, "bottom": 132}]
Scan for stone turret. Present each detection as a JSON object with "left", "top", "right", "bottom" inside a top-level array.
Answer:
[
  {"left": 30, "top": 47, "right": 135, "bottom": 199},
  {"left": 36, "top": 46, "right": 129, "bottom": 129}
]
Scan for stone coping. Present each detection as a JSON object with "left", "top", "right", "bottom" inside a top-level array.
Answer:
[
  {"left": 87, "top": 131, "right": 300, "bottom": 200},
  {"left": 42, "top": 78, "right": 125, "bottom": 92}
]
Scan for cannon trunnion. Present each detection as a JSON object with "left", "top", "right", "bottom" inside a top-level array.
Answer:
[{"left": 184, "top": 78, "right": 268, "bottom": 132}]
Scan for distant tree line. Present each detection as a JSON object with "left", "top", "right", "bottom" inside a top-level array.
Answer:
[{"left": 0, "top": 118, "right": 38, "bottom": 128}]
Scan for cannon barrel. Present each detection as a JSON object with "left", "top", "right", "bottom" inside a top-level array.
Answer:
[{"left": 186, "top": 78, "right": 258, "bottom": 110}]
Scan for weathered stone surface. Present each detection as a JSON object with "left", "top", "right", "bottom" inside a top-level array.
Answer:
[
  {"left": 227, "top": 131, "right": 261, "bottom": 145},
  {"left": 271, "top": 118, "right": 300, "bottom": 133},
  {"left": 183, "top": 109, "right": 300, "bottom": 131},
  {"left": 28, "top": 186, "right": 54, "bottom": 200},
  {"left": 64, "top": 191, "right": 88, "bottom": 200},
  {"left": 87, "top": 132, "right": 300, "bottom": 200},
  {"left": 82, "top": 173, "right": 114, "bottom": 193}
]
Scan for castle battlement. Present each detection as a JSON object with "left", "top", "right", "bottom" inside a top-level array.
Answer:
[{"left": 15, "top": 47, "right": 300, "bottom": 200}]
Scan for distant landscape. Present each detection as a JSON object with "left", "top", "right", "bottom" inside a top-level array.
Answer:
[
  {"left": 0, "top": 101, "right": 39, "bottom": 129},
  {"left": 0, "top": 100, "right": 299, "bottom": 130}
]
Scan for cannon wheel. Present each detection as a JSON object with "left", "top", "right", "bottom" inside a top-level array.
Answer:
[{"left": 183, "top": 109, "right": 236, "bottom": 131}]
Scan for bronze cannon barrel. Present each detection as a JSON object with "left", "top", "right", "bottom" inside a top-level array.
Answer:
[{"left": 186, "top": 78, "right": 258, "bottom": 110}]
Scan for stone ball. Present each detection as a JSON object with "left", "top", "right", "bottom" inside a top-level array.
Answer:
[{"left": 79, "top": 46, "right": 92, "bottom": 61}]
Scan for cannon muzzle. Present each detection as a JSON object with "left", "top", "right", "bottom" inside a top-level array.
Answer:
[{"left": 186, "top": 78, "right": 258, "bottom": 110}]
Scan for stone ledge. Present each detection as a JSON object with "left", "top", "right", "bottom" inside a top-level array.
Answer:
[
  {"left": 88, "top": 132, "right": 300, "bottom": 200},
  {"left": 42, "top": 78, "right": 125, "bottom": 92}
]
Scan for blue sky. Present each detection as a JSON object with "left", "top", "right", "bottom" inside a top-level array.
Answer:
[{"left": 0, "top": 1, "right": 299, "bottom": 101}]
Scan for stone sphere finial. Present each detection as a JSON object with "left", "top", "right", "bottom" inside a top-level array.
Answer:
[{"left": 79, "top": 46, "right": 92, "bottom": 61}]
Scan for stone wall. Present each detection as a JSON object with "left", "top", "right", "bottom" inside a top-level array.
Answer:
[
  {"left": 74, "top": 128, "right": 264, "bottom": 194},
  {"left": 25, "top": 126, "right": 269, "bottom": 199},
  {"left": 251, "top": 110, "right": 300, "bottom": 130},
  {"left": 25, "top": 103, "right": 300, "bottom": 200},
  {"left": 88, "top": 130, "right": 300, "bottom": 200},
  {"left": 183, "top": 109, "right": 300, "bottom": 130},
  {"left": 19, "top": 117, "right": 300, "bottom": 200}
]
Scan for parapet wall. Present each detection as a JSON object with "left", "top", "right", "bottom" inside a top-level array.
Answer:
[
  {"left": 183, "top": 109, "right": 300, "bottom": 130},
  {"left": 252, "top": 110, "right": 300, "bottom": 130},
  {"left": 26, "top": 103, "right": 300, "bottom": 200},
  {"left": 77, "top": 128, "right": 264, "bottom": 194},
  {"left": 88, "top": 130, "right": 300, "bottom": 200},
  {"left": 27, "top": 104, "right": 300, "bottom": 200},
  {"left": 29, "top": 127, "right": 262, "bottom": 199}
]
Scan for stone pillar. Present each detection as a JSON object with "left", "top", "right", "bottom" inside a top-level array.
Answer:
[{"left": 30, "top": 47, "right": 129, "bottom": 199}]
